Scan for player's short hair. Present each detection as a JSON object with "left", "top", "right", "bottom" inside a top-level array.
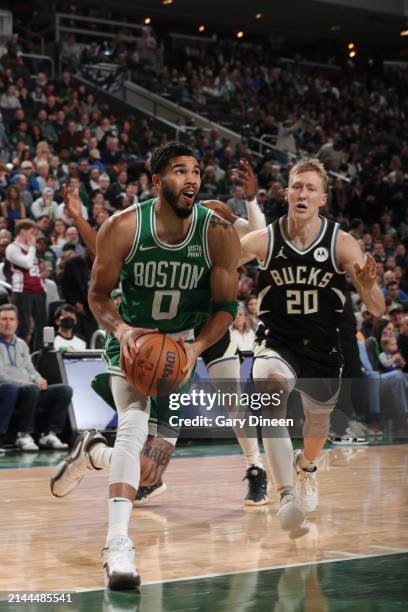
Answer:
[
  {"left": 151, "top": 142, "right": 197, "bottom": 175},
  {"left": 14, "top": 219, "right": 37, "bottom": 235},
  {"left": 289, "top": 157, "right": 328, "bottom": 192}
]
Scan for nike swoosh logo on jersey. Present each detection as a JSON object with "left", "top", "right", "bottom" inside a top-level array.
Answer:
[{"left": 139, "top": 244, "right": 156, "bottom": 251}]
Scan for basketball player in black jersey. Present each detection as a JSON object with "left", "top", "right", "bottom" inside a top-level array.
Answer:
[{"left": 240, "top": 158, "right": 385, "bottom": 539}]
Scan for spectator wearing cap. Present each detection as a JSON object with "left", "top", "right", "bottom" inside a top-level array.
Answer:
[
  {"left": 31, "top": 188, "right": 59, "bottom": 219},
  {"left": 19, "top": 160, "right": 40, "bottom": 193},
  {"left": 388, "top": 304, "right": 405, "bottom": 332},
  {"left": 5, "top": 219, "right": 47, "bottom": 350},
  {"left": 88, "top": 149, "right": 105, "bottom": 173}
]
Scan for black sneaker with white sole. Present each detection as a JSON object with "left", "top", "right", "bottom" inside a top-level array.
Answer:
[
  {"left": 133, "top": 481, "right": 167, "bottom": 506},
  {"left": 243, "top": 465, "right": 269, "bottom": 505}
]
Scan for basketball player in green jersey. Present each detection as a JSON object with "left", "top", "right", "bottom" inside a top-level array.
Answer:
[
  {"left": 58, "top": 163, "right": 271, "bottom": 507},
  {"left": 240, "top": 157, "right": 385, "bottom": 538},
  {"left": 50, "top": 142, "right": 240, "bottom": 589}
]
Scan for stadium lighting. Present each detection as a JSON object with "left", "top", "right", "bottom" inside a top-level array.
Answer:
[
  {"left": 198, "top": 25, "right": 205, "bottom": 32},
  {"left": 144, "top": 17, "right": 151, "bottom": 25},
  {"left": 237, "top": 31, "right": 244, "bottom": 39}
]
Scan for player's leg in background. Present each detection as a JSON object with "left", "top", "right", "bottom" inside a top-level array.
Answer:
[
  {"left": 103, "top": 374, "right": 151, "bottom": 588},
  {"left": 207, "top": 354, "right": 269, "bottom": 505},
  {"left": 294, "top": 393, "right": 336, "bottom": 513},
  {"left": 252, "top": 355, "right": 309, "bottom": 539}
]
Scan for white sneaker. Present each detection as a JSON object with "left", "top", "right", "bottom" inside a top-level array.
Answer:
[
  {"left": 39, "top": 431, "right": 69, "bottom": 450},
  {"left": 50, "top": 429, "right": 108, "bottom": 498},
  {"left": 102, "top": 536, "right": 140, "bottom": 590},
  {"left": 293, "top": 449, "right": 319, "bottom": 512},
  {"left": 278, "top": 491, "right": 310, "bottom": 539},
  {"left": 15, "top": 432, "right": 39, "bottom": 451}
]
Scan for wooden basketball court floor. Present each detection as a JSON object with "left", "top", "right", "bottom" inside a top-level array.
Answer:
[{"left": 0, "top": 442, "right": 407, "bottom": 611}]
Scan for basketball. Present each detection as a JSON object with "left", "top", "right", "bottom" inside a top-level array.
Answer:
[{"left": 124, "top": 333, "right": 188, "bottom": 397}]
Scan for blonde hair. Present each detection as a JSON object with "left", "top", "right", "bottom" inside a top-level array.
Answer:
[{"left": 289, "top": 157, "right": 328, "bottom": 192}]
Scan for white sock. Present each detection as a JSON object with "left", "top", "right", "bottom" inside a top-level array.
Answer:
[
  {"left": 241, "top": 438, "right": 263, "bottom": 469},
  {"left": 106, "top": 497, "right": 133, "bottom": 544},
  {"left": 87, "top": 442, "right": 113, "bottom": 470},
  {"left": 299, "top": 451, "right": 318, "bottom": 472},
  {"left": 262, "top": 434, "right": 294, "bottom": 491}
]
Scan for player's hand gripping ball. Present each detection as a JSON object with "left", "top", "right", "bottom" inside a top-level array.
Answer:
[{"left": 123, "top": 333, "right": 188, "bottom": 396}]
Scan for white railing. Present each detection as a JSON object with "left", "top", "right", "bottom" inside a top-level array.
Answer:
[
  {"left": 123, "top": 80, "right": 242, "bottom": 147},
  {"left": 21, "top": 53, "right": 55, "bottom": 80}
]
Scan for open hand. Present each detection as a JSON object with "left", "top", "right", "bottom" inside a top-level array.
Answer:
[
  {"left": 354, "top": 254, "right": 377, "bottom": 291},
  {"left": 62, "top": 184, "right": 81, "bottom": 220},
  {"left": 237, "top": 159, "right": 257, "bottom": 199}
]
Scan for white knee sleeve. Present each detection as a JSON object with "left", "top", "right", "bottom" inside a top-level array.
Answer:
[
  {"left": 209, "top": 356, "right": 263, "bottom": 466},
  {"left": 252, "top": 356, "right": 296, "bottom": 393},
  {"left": 109, "top": 375, "right": 150, "bottom": 489}
]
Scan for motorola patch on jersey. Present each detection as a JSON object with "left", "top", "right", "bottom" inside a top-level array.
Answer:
[{"left": 314, "top": 247, "right": 329, "bottom": 262}]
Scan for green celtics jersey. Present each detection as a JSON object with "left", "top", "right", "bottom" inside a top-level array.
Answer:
[{"left": 119, "top": 197, "right": 213, "bottom": 334}]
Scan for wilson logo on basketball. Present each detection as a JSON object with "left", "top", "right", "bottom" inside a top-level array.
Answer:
[{"left": 162, "top": 351, "right": 176, "bottom": 379}]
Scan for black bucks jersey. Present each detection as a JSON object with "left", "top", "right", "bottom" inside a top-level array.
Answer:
[{"left": 255, "top": 215, "right": 347, "bottom": 366}]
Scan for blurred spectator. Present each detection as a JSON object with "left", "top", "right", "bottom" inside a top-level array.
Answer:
[
  {"left": 398, "top": 316, "right": 408, "bottom": 371},
  {"left": 230, "top": 306, "right": 255, "bottom": 352},
  {"left": 0, "top": 185, "right": 26, "bottom": 229},
  {"left": 61, "top": 250, "right": 98, "bottom": 345},
  {"left": 5, "top": 219, "right": 47, "bottom": 350},
  {"left": 227, "top": 185, "right": 247, "bottom": 219},
  {"left": 31, "top": 188, "right": 59, "bottom": 219},
  {"left": 53, "top": 303, "right": 86, "bottom": 351},
  {"left": 0, "top": 304, "right": 71, "bottom": 450},
  {"left": 245, "top": 295, "right": 259, "bottom": 331},
  {"left": 379, "top": 335, "right": 406, "bottom": 373}
]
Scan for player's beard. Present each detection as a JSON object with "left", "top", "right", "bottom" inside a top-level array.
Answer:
[{"left": 163, "top": 183, "right": 195, "bottom": 219}]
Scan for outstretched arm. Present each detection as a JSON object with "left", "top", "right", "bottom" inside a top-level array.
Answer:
[
  {"left": 63, "top": 185, "right": 97, "bottom": 257},
  {"left": 337, "top": 231, "right": 385, "bottom": 317},
  {"left": 239, "top": 228, "right": 269, "bottom": 266}
]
